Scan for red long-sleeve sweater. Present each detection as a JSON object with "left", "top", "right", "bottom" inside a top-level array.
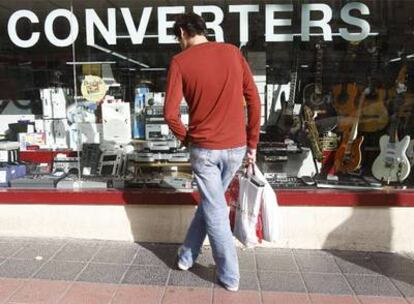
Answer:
[{"left": 164, "top": 42, "right": 261, "bottom": 149}]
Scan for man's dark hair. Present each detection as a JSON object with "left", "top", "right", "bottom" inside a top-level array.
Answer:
[{"left": 173, "top": 13, "right": 207, "bottom": 39}]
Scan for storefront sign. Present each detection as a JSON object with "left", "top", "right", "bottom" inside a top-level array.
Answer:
[{"left": 7, "top": 3, "right": 371, "bottom": 48}]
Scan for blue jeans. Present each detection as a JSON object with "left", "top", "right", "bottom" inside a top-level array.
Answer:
[{"left": 178, "top": 145, "right": 246, "bottom": 288}]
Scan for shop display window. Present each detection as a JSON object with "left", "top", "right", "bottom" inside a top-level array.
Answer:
[{"left": 0, "top": 0, "right": 413, "bottom": 192}]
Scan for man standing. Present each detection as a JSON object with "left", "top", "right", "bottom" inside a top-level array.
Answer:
[{"left": 164, "top": 12, "right": 261, "bottom": 292}]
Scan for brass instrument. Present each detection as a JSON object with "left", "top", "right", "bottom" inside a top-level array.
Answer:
[{"left": 303, "top": 105, "right": 323, "bottom": 161}]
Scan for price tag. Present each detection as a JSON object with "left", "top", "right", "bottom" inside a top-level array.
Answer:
[
  {"left": 82, "top": 167, "right": 91, "bottom": 176},
  {"left": 0, "top": 151, "right": 8, "bottom": 162},
  {"left": 293, "top": 104, "right": 302, "bottom": 115},
  {"left": 0, "top": 171, "right": 7, "bottom": 183}
]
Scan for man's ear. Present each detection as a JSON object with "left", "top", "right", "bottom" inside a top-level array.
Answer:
[{"left": 180, "top": 27, "right": 185, "bottom": 40}]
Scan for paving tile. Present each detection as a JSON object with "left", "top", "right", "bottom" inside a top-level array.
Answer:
[
  {"left": 0, "top": 243, "right": 24, "bottom": 258},
  {"left": 163, "top": 287, "right": 212, "bottom": 304},
  {"left": 295, "top": 254, "right": 341, "bottom": 273},
  {"left": 91, "top": 246, "right": 137, "bottom": 264},
  {"left": 76, "top": 263, "right": 129, "bottom": 284},
  {"left": 256, "top": 254, "right": 298, "bottom": 272},
  {"left": 111, "top": 285, "right": 163, "bottom": 304},
  {"left": 345, "top": 275, "right": 402, "bottom": 297},
  {"left": 133, "top": 244, "right": 178, "bottom": 268},
  {"left": 309, "top": 293, "right": 359, "bottom": 304},
  {"left": 34, "top": 260, "right": 86, "bottom": 281},
  {"left": 7, "top": 279, "right": 70, "bottom": 303},
  {"left": 326, "top": 250, "right": 372, "bottom": 258},
  {"left": 53, "top": 244, "right": 100, "bottom": 262},
  {"left": 237, "top": 250, "right": 256, "bottom": 271},
  {"left": 214, "top": 271, "right": 259, "bottom": 291},
  {"left": 293, "top": 249, "right": 332, "bottom": 257},
  {"left": 168, "top": 265, "right": 214, "bottom": 288},
  {"left": 255, "top": 248, "right": 292, "bottom": 255},
  {"left": 371, "top": 254, "right": 414, "bottom": 276},
  {"left": 390, "top": 275, "right": 414, "bottom": 298},
  {"left": 213, "top": 289, "right": 261, "bottom": 304},
  {"left": 0, "top": 259, "right": 44, "bottom": 279},
  {"left": 335, "top": 256, "right": 382, "bottom": 275},
  {"left": 262, "top": 291, "right": 310, "bottom": 304},
  {"left": 407, "top": 298, "right": 414, "bottom": 304},
  {"left": 59, "top": 282, "right": 117, "bottom": 304},
  {"left": 239, "top": 271, "right": 260, "bottom": 291},
  {"left": 358, "top": 296, "right": 409, "bottom": 304},
  {"left": 0, "top": 278, "right": 24, "bottom": 302},
  {"left": 196, "top": 251, "right": 215, "bottom": 269},
  {"left": 302, "top": 273, "right": 352, "bottom": 295},
  {"left": 12, "top": 243, "right": 63, "bottom": 260},
  {"left": 66, "top": 239, "right": 105, "bottom": 247},
  {"left": 258, "top": 272, "right": 306, "bottom": 292},
  {"left": 121, "top": 265, "right": 170, "bottom": 286}
]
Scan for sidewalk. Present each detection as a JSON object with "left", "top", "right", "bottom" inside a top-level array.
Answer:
[{"left": 0, "top": 237, "right": 413, "bottom": 303}]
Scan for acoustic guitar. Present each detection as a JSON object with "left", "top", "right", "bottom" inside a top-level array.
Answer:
[
  {"left": 332, "top": 41, "right": 360, "bottom": 128},
  {"left": 302, "top": 41, "right": 337, "bottom": 133},
  {"left": 334, "top": 88, "right": 368, "bottom": 174},
  {"left": 359, "top": 42, "right": 389, "bottom": 133}
]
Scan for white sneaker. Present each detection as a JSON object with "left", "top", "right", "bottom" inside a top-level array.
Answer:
[
  {"left": 218, "top": 279, "right": 239, "bottom": 292},
  {"left": 177, "top": 261, "right": 191, "bottom": 271},
  {"left": 225, "top": 285, "right": 239, "bottom": 292}
]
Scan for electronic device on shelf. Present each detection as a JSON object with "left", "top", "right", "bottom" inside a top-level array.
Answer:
[
  {"left": 169, "top": 152, "right": 190, "bottom": 162},
  {"left": 145, "top": 124, "right": 175, "bottom": 141},
  {"left": 130, "top": 151, "right": 189, "bottom": 163},
  {"left": 315, "top": 174, "right": 383, "bottom": 190},
  {"left": 10, "top": 171, "right": 66, "bottom": 189},
  {"left": 264, "top": 172, "right": 312, "bottom": 188},
  {"left": 57, "top": 176, "right": 108, "bottom": 189},
  {"left": 97, "top": 150, "right": 125, "bottom": 177},
  {"left": 142, "top": 140, "right": 180, "bottom": 152},
  {"left": 53, "top": 155, "right": 79, "bottom": 174},
  {"left": 80, "top": 143, "right": 101, "bottom": 176},
  {"left": 0, "top": 141, "right": 20, "bottom": 163},
  {"left": 258, "top": 145, "right": 317, "bottom": 178},
  {"left": 0, "top": 164, "right": 27, "bottom": 187}
]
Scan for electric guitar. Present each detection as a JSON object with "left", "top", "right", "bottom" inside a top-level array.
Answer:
[
  {"left": 334, "top": 88, "right": 368, "bottom": 174},
  {"left": 371, "top": 116, "right": 411, "bottom": 183},
  {"left": 371, "top": 63, "right": 411, "bottom": 183},
  {"left": 276, "top": 59, "right": 301, "bottom": 138}
]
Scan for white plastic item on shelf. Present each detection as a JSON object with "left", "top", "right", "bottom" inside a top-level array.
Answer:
[
  {"left": 40, "top": 88, "right": 67, "bottom": 119},
  {"left": 102, "top": 102, "right": 131, "bottom": 144},
  {"left": 69, "top": 123, "right": 103, "bottom": 151}
]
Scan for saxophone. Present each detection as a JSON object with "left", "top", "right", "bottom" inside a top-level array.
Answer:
[{"left": 303, "top": 105, "right": 323, "bottom": 161}]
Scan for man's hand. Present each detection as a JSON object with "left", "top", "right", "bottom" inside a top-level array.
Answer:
[{"left": 246, "top": 148, "right": 256, "bottom": 165}]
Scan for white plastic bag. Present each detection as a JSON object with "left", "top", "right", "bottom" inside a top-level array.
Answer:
[
  {"left": 254, "top": 164, "right": 280, "bottom": 242},
  {"left": 233, "top": 167, "right": 264, "bottom": 247}
]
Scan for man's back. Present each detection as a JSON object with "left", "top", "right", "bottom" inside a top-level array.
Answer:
[{"left": 165, "top": 42, "right": 260, "bottom": 149}]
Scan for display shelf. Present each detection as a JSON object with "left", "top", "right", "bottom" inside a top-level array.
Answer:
[{"left": 0, "top": 188, "right": 413, "bottom": 207}]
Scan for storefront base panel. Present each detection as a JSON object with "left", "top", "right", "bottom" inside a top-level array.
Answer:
[{"left": 0, "top": 205, "right": 413, "bottom": 253}]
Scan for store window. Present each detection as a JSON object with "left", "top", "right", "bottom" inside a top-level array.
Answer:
[{"left": 0, "top": 1, "right": 413, "bottom": 191}]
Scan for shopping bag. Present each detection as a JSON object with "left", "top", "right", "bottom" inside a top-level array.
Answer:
[
  {"left": 253, "top": 164, "right": 280, "bottom": 242},
  {"left": 232, "top": 165, "right": 265, "bottom": 247},
  {"left": 228, "top": 176, "right": 263, "bottom": 242}
]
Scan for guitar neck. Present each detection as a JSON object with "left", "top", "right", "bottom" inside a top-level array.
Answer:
[
  {"left": 315, "top": 45, "right": 323, "bottom": 93},
  {"left": 349, "top": 90, "right": 366, "bottom": 141},
  {"left": 287, "top": 72, "right": 298, "bottom": 108}
]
